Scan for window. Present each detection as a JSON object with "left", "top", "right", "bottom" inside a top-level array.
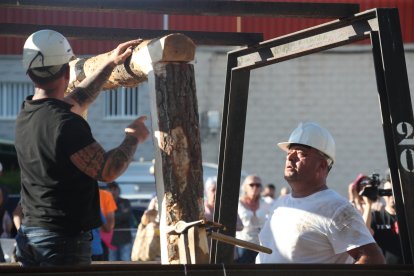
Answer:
[
  {"left": 0, "top": 82, "right": 33, "bottom": 119},
  {"left": 104, "top": 84, "right": 146, "bottom": 119}
]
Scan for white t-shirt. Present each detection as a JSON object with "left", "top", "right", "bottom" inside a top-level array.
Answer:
[
  {"left": 256, "top": 189, "right": 375, "bottom": 264},
  {"left": 236, "top": 198, "right": 272, "bottom": 244}
]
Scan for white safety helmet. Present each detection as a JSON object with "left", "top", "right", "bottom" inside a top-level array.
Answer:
[
  {"left": 22, "top": 29, "right": 74, "bottom": 72},
  {"left": 278, "top": 122, "right": 336, "bottom": 165}
]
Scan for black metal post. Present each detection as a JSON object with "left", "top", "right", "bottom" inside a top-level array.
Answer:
[
  {"left": 214, "top": 68, "right": 251, "bottom": 264},
  {"left": 210, "top": 51, "right": 238, "bottom": 263},
  {"left": 372, "top": 8, "right": 414, "bottom": 264}
]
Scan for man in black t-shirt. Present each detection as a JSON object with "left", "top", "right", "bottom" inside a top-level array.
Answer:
[{"left": 15, "top": 30, "right": 148, "bottom": 267}]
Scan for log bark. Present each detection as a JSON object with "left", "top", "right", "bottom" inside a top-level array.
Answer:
[
  {"left": 66, "top": 33, "right": 196, "bottom": 93},
  {"left": 150, "top": 63, "right": 209, "bottom": 264}
]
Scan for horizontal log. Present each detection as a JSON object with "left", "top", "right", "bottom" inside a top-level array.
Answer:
[{"left": 67, "top": 33, "right": 195, "bottom": 92}]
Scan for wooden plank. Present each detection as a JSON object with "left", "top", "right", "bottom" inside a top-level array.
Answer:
[{"left": 233, "top": 10, "right": 379, "bottom": 71}]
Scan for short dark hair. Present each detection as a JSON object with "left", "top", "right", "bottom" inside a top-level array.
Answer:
[{"left": 27, "top": 63, "right": 69, "bottom": 85}]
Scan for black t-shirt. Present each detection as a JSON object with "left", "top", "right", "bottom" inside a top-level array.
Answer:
[
  {"left": 371, "top": 210, "right": 403, "bottom": 264},
  {"left": 15, "top": 96, "right": 102, "bottom": 234}
]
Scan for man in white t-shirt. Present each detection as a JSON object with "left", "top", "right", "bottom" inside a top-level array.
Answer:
[{"left": 256, "top": 122, "right": 385, "bottom": 264}]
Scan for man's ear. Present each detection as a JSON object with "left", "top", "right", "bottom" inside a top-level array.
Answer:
[
  {"left": 321, "top": 159, "right": 330, "bottom": 175},
  {"left": 316, "top": 157, "right": 329, "bottom": 176}
]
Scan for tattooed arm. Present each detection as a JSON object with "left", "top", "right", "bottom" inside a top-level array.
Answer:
[
  {"left": 65, "top": 39, "right": 143, "bottom": 116},
  {"left": 70, "top": 116, "right": 149, "bottom": 182}
]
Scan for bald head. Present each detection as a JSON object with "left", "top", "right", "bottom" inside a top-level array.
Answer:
[{"left": 242, "top": 175, "right": 262, "bottom": 194}]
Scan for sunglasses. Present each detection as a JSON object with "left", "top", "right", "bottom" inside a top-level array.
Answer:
[{"left": 249, "top": 183, "right": 262, "bottom": 188}]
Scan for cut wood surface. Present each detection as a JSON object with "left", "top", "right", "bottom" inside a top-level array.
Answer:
[{"left": 66, "top": 33, "right": 195, "bottom": 93}]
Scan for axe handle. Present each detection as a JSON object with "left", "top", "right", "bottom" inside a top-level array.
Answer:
[{"left": 210, "top": 232, "right": 272, "bottom": 254}]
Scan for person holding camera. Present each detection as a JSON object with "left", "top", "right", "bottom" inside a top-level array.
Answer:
[
  {"left": 358, "top": 176, "right": 403, "bottom": 264},
  {"left": 349, "top": 174, "right": 386, "bottom": 232}
]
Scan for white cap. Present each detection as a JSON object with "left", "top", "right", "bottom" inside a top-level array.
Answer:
[
  {"left": 278, "top": 122, "right": 336, "bottom": 164},
  {"left": 22, "top": 29, "right": 74, "bottom": 72}
]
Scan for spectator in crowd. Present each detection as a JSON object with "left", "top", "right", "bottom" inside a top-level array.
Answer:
[
  {"left": 349, "top": 174, "right": 385, "bottom": 216},
  {"left": 107, "top": 182, "right": 133, "bottom": 261},
  {"left": 278, "top": 186, "right": 290, "bottom": 198},
  {"left": 146, "top": 195, "right": 160, "bottom": 225},
  {"left": 12, "top": 202, "right": 23, "bottom": 232},
  {"left": 131, "top": 209, "right": 160, "bottom": 262},
  {"left": 0, "top": 185, "right": 12, "bottom": 262},
  {"left": 0, "top": 162, "right": 3, "bottom": 177},
  {"left": 204, "top": 177, "right": 217, "bottom": 222},
  {"left": 204, "top": 177, "right": 243, "bottom": 228},
  {"left": 91, "top": 212, "right": 108, "bottom": 262},
  {"left": 14, "top": 29, "right": 148, "bottom": 266},
  {"left": 99, "top": 188, "right": 117, "bottom": 260},
  {"left": 261, "top": 184, "right": 276, "bottom": 205},
  {"left": 11, "top": 202, "right": 23, "bottom": 263},
  {"left": 0, "top": 185, "right": 12, "bottom": 239},
  {"left": 360, "top": 175, "right": 403, "bottom": 264},
  {"left": 257, "top": 122, "right": 385, "bottom": 264},
  {"left": 236, "top": 175, "right": 271, "bottom": 264},
  {"left": 147, "top": 195, "right": 158, "bottom": 212}
]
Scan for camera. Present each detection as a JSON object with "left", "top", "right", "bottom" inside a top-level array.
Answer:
[{"left": 358, "top": 173, "right": 393, "bottom": 201}]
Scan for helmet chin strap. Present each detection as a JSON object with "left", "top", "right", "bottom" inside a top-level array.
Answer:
[
  {"left": 28, "top": 51, "right": 66, "bottom": 79},
  {"left": 27, "top": 51, "right": 45, "bottom": 72}
]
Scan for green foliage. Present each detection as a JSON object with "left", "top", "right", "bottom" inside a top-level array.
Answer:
[{"left": 0, "top": 170, "right": 21, "bottom": 194}]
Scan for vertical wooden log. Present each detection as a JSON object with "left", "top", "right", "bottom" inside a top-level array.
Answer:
[{"left": 150, "top": 62, "right": 209, "bottom": 264}]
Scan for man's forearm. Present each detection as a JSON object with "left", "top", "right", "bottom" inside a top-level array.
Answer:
[
  {"left": 102, "top": 135, "right": 139, "bottom": 181},
  {"left": 70, "top": 135, "right": 139, "bottom": 183},
  {"left": 68, "top": 62, "right": 115, "bottom": 114}
]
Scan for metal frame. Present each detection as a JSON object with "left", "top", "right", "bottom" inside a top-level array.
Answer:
[
  {"left": 213, "top": 8, "right": 414, "bottom": 264},
  {"left": 1, "top": 0, "right": 359, "bottom": 18},
  {"left": 0, "top": 23, "right": 263, "bottom": 46},
  {"left": 0, "top": 0, "right": 359, "bottom": 46}
]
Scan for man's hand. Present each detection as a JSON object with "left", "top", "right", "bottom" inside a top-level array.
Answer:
[
  {"left": 125, "top": 115, "right": 150, "bottom": 144},
  {"left": 348, "top": 243, "right": 385, "bottom": 264},
  {"left": 66, "top": 38, "right": 143, "bottom": 115},
  {"left": 110, "top": 39, "right": 143, "bottom": 66}
]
